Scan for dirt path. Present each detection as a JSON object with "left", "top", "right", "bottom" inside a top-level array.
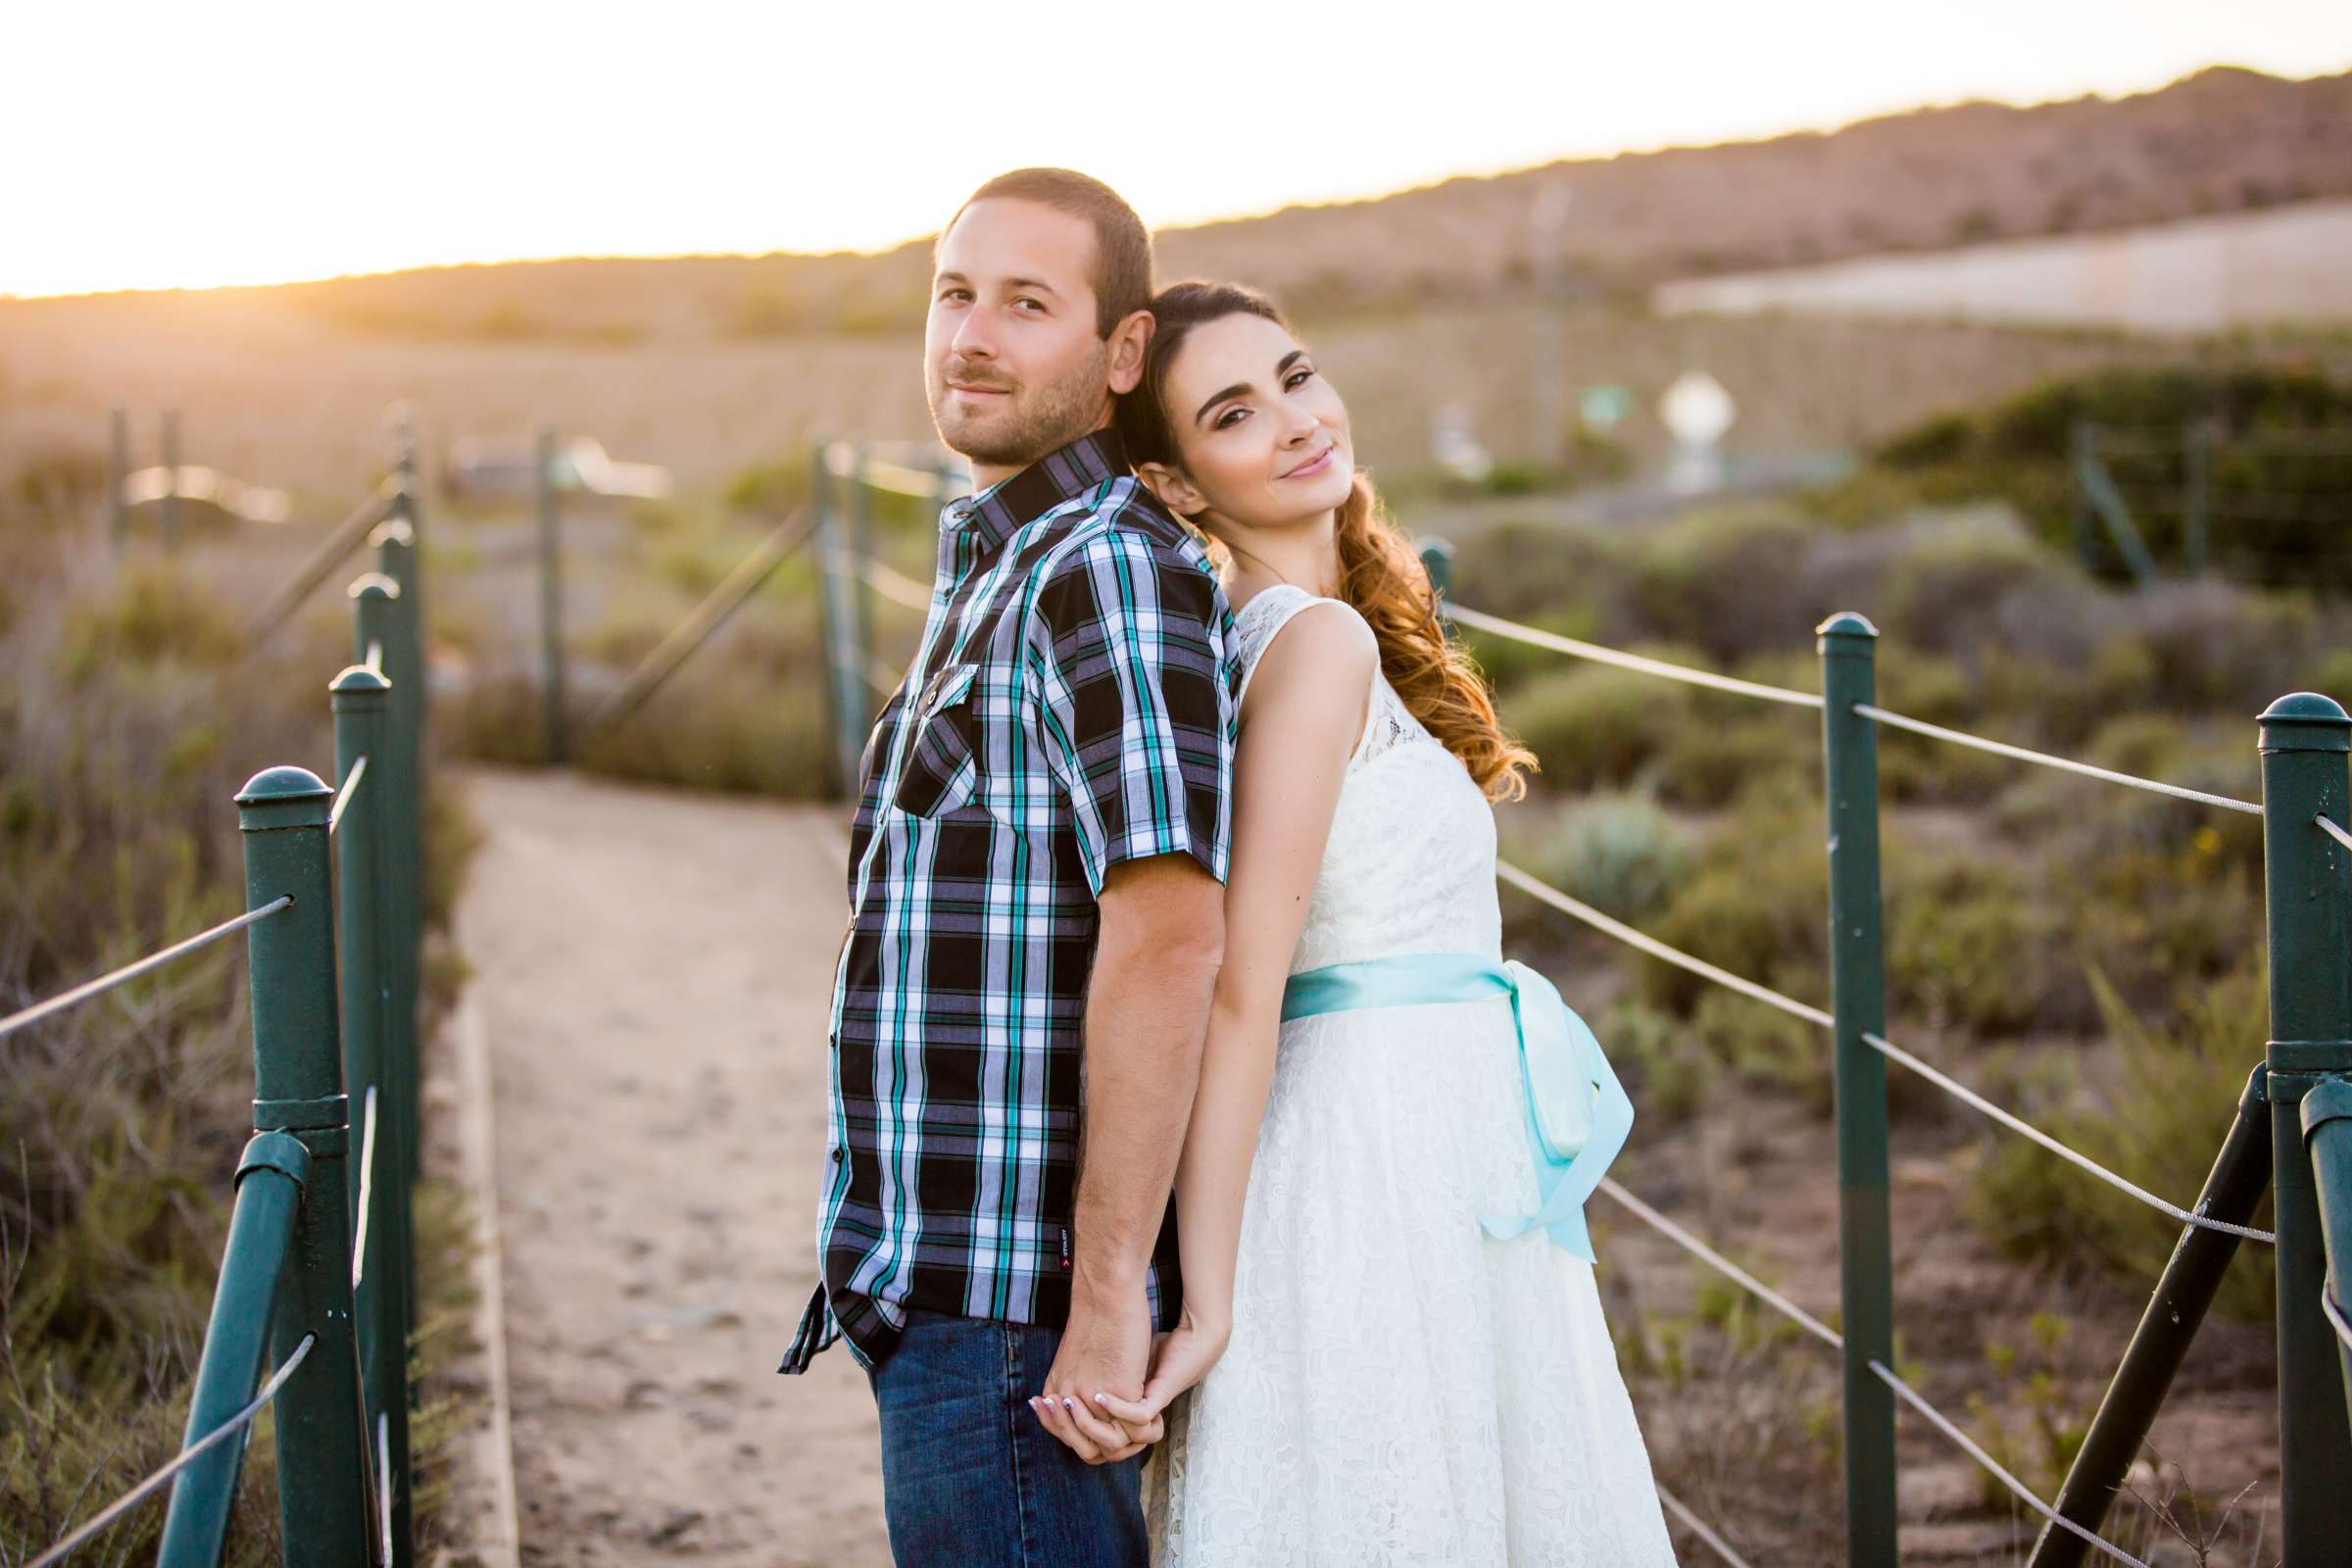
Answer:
[{"left": 452, "top": 766, "right": 885, "bottom": 1566}]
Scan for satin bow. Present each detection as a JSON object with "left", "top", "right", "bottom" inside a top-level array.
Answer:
[{"left": 1279, "top": 953, "right": 1635, "bottom": 1262}]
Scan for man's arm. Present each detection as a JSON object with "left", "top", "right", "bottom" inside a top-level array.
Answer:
[
  {"left": 1036, "top": 853, "right": 1223, "bottom": 1449},
  {"left": 1023, "top": 520, "right": 1236, "bottom": 1461}
]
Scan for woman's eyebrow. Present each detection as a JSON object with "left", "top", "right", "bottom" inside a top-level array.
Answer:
[{"left": 1195, "top": 350, "right": 1309, "bottom": 426}]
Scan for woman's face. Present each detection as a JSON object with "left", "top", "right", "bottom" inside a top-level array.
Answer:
[{"left": 1151, "top": 312, "right": 1354, "bottom": 534}]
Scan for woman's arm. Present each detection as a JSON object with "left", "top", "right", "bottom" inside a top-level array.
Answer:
[{"left": 1093, "top": 600, "right": 1376, "bottom": 1430}]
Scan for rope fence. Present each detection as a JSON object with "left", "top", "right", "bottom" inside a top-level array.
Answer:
[
  {"left": 2317, "top": 813, "right": 2352, "bottom": 857},
  {"left": 1655, "top": 1484, "right": 1757, "bottom": 1568},
  {"left": 1445, "top": 604, "right": 1826, "bottom": 710},
  {"left": 0, "top": 897, "right": 292, "bottom": 1043},
  {"left": 1858, "top": 1031, "right": 2276, "bottom": 1244},
  {"left": 1868, "top": 1360, "right": 2154, "bottom": 1568},
  {"left": 1448, "top": 571, "right": 2322, "bottom": 1563},
  {"left": 1852, "top": 704, "right": 2263, "bottom": 815},
  {"left": 328, "top": 753, "right": 368, "bottom": 836},
  {"left": 1599, "top": 1164, "right": 2156, "bottom": 1568}
]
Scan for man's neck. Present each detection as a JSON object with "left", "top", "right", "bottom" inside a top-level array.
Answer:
[{"left": 966, "top": 416, "right": 1115, "bottom": 495}]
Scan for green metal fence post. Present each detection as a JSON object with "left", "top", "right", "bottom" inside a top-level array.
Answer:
[
  {"left": 234, "top": 766, "right": 373, "bottom": 1565},
  {"left": 2027, "top": 1066, "right": 2274, "bottom": 1567},
  {"left": 812, "top": 441, "right": 864, "bottom": 799},
  {"left": 155, "top": 1132, "right": 308, "bottom": 1565},
  {"left": 536, "top": 426, "right": 566, "bottom": 765},
  {"left": 849, "top": 443, "right": 877, "bottom": 718},
  {"left": 1417, "top": 538, "right": 1456, "bottom": 604},
  {"left": 333, "top": 660, "right": 411, "bottom": 1564},
  {"left": 355, "top": 557, "right": 422, "bottom": 1363},
  {"left": 2258, "top": 691, "right": 2352, "bottom": 1556},
  {"left": 1819, "top": 612, "right": 1898, "bottom": 1568},
  {"left": 107, "top": 408, "right": 128, "bottom": 556},
  {"left": 160, "top": 407, "right": 181, "bottom": 554},
  {"left": 392, "top": 416, "right": 429, "bottom": 740},
  {"left": 2303, "top": 1079, "right": 2352, "bottom": 1436}
]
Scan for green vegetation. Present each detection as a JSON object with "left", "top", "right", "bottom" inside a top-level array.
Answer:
[{"left": 1845, "top": 365, "right": 2352, "bottom": 585}]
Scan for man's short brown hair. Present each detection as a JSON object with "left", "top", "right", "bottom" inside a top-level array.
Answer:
[{"left": 942, "top": 169, "right": 1152, "bottom": 339}]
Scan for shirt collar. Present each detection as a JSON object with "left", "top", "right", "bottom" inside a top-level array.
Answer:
[{"left": 941, "top": 428, "right": 1129, "bottom": 553}]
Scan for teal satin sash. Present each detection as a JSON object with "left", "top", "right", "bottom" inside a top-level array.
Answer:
[{"left": 1280, "top": 952, "right": 1633, "bottom": 1262}]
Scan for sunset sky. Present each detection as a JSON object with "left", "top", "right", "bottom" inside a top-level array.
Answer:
[{"left": 9, "top": 0, "right": 2351, "bottom": 299}]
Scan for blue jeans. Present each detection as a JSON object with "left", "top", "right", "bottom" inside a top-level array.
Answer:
[{"left": 867, "top": 1306, "right": 1150, "bottom": 1568}]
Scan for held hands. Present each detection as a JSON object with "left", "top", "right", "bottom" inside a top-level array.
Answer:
[{"left": 1031, "top": 1295, "right": 1231, "bottom": 1466}]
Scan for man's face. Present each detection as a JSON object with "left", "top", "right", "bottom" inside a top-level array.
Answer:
[{"left": 926, "top": 198, "right": 1113, "bottom": 475}]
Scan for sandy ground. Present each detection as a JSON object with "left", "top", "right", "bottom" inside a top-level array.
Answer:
[{"left": 446, "top": 766, "right": 886, "bottom": 1567}]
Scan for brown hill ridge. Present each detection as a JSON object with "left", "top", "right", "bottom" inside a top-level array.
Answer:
[{"left": 15, "top": 64, "right": 2350, "bottom": 344}]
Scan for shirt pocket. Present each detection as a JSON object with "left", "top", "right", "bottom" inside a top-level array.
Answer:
[{"left": 892, "top": 661, "right": 982, "bottom": 818}]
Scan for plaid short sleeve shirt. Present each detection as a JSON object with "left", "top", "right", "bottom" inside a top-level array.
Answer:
[{"left": 780, "top": 429, "right": 1238, "bottom": 1374}]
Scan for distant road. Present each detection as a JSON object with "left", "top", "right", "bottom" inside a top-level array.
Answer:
[{"left": 1655, "top": 197, "right": 2352, "bottom": 335}]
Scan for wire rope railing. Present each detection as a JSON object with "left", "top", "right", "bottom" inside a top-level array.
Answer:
[
  {"left": 30, "top": 443, "right": 434, "bottom": 1568},
  {"left": 1851, "top": 704, "right": 2263, "bottom": 815},
  {"left": 1429, "top": 561, "right": 2352, "bottom": 1563},
  {"left": 0, "top": 898, "right": 292, "bottom": 1043},
  {"left": 328, "top": 752, "right": 368, "bottom": 836},
  {"left": 1858, "top": 1030, "right": 2275, "bottom": 1243},
  {"left": 1445, "top": 603, "right": 1825, "bottom": 710},
  {"left": 26, "top": 1335, "right": 318, "bottom": 1568},
  {"left": 859, "top": 554, "right": 936, "bottom": 612},
  {"left": 1654, "top": 1483, "right": 1757, "bottom": 1568},
  {"left": 1868, "top": 1360, "right": 2153, "bottom": 1568},
  {"left": 1600, "top": 1165, "right": 2157, "bottom": 1568},
  {"left": 1503, "top": 850, "right": 2264, "bottom": 1243}
]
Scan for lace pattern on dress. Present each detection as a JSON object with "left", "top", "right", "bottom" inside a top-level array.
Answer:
[{"left": 1228, "top": 585, "right": 1423, "bottom": 774}]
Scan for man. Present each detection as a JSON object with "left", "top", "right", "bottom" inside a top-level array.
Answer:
[{"left": 780, "top": 169, "right": 1236, "bottom": 1567}]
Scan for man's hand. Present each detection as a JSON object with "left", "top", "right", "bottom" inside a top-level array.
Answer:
[{"left": 1031, "top": 1280, "right": 1158, "bottom": 1464}]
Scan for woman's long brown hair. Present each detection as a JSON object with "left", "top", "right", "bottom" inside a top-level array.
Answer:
[{"left": 1117, "top": 281, "right": 1535, "bottom": 802}]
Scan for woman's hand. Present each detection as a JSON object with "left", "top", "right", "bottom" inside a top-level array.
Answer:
[
  {"left": 1031, "top": 1300, "right": 1231, "bottom": 1465},
  {"left": 1093, "top": 1300, "right": 1231, "bottom": 1441}
]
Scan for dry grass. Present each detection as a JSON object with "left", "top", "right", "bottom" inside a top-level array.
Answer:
[{"left": 0, "top": 485, "right": 479, "bottom": 1562}]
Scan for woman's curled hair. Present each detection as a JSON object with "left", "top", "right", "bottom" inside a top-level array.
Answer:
[{"left": 1118, "top": 281, "right": 1535, "bottom": 802}]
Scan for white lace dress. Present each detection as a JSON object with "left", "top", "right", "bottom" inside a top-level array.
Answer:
[{"left": 1142, "top": 585, "right": 1678, "bottom": 1567}]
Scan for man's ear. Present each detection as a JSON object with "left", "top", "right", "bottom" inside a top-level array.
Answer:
[
  {"left": 1106, "top": 309, "right": 1153, "bottom": 396},
  {"left": 1137, "top": 461, "right": 1203, "bottom": 518}
]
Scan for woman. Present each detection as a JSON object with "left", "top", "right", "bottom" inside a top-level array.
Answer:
[{"left": 1032, "top": 280, "right": 1680, "bottom": 1564}]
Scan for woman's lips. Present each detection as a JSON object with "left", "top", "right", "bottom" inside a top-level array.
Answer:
[{"left": 1284, "top": 445, "right": 1336, "bottom": 479}]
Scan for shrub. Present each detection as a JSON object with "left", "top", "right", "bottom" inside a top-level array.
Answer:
[
  {"left": 1501, "top": 665, "right": 1694, "bottom": 793},
  {"left": 1692, "top": 988, "right": 1829, "bottom": 1111},
  {"left": 1513, "top": 792, "right": 1693, "bottom": 921},
  {"left": 1968, "top": 963, "right": 2275, "bottom": 1322},
  {"left": 1651, "top": 711, "right": 1817, "bottom": 811},
  {"left": 1621, "top": 509, "right": 1828, "bottom": 663},
  {"left": 1642, "top": 791, "right": 1827, "bottom": 1014},
  {"left": 55, "top": 565, "right": 244, "bottom": 682},
  {"left": 1598, "top": 999, "right": 1713, "bottom": 1123},
  {"left": 1886, "top": 856, "right": 2070, "bottom": 1036}
]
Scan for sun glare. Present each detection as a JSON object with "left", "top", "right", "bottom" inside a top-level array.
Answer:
[{"left": 7, "top": 1, "right": 2351, "bottom": 299}]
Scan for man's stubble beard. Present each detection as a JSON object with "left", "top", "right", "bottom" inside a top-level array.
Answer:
[{"left": 930, "top": 339, "right": 1110, "bottom": 470}]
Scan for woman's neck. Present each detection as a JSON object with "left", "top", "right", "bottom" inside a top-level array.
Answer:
[{"left": 1218, "top": 510, "right": 1343, "bottom": 605}]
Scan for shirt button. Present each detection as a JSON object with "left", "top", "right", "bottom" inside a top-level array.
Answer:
[{"left": 830, "top": 1149, "right": 845, "bottom": 1164}]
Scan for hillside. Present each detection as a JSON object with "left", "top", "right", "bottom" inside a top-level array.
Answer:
[{"left": 7, "top": 65, "right": 2345, "bottom": 345}]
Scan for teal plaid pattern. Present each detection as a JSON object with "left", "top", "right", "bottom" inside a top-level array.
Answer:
[{"left": 782, "top": 430, "right": 1237, "bottom": 1374}]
